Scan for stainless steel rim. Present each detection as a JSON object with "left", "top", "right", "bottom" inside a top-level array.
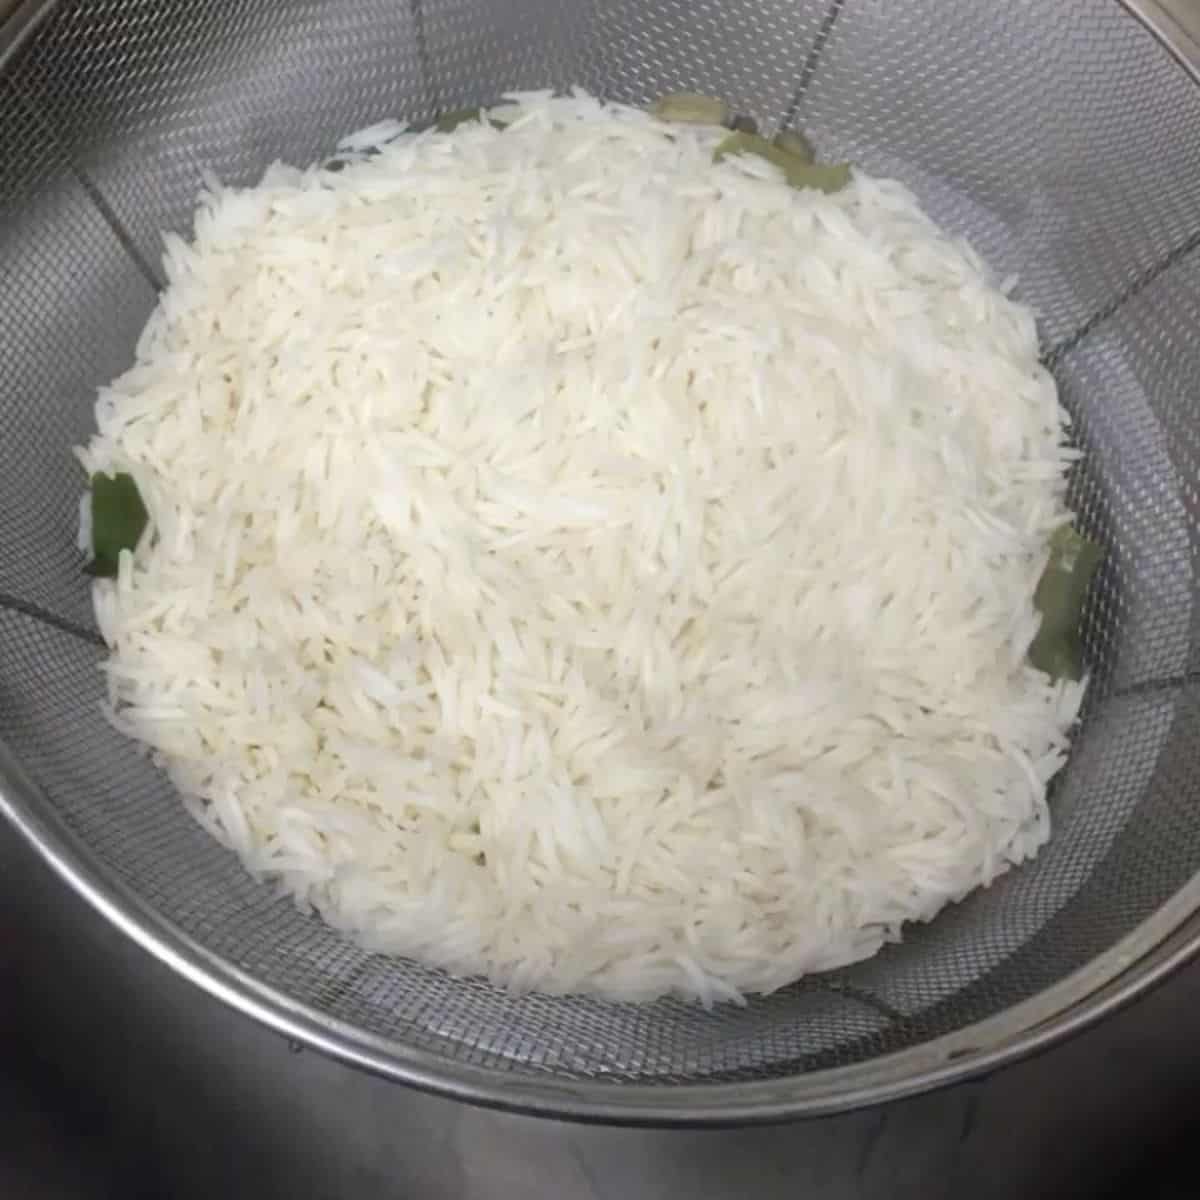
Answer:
[
  {"left": 2, "top": 0, "right": 1199, "bottom": 1124},
  {"left": 0, "top": 0, "right": 57, "bottom": 71}
]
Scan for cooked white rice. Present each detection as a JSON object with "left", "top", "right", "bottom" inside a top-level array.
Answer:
[{"left": 78, "top": 90, "right": 1084, "bottom": 1004}]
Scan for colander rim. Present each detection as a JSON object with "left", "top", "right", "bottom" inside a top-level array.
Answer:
[
  {"left": 4, "top": 730, "right": 1200, "bottom": 1124},
  {"left": 2, "top": 0, "right": 1199, "bottom": 1125}
]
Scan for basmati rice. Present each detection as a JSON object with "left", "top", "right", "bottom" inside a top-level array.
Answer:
[{"left": 78, "top": 91, "right": 1084, "bottom": 1004}]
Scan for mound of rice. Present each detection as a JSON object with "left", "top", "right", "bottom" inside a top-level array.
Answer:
[{"left": 79, "top": 90, "right": 1084, "bottom": 1004}]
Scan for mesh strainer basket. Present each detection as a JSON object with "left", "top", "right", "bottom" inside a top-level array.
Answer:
[{"left": 2, "top": 0, "right": 1200, "bottom": 1123}]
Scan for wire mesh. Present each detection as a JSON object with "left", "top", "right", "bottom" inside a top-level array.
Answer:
[{"left": 1, "top": 0, "right": 1199, "bottom": 1097}]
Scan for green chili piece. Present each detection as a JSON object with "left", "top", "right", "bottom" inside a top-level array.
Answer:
[
  {"left": 713, "top": 131, "right": 850, "bottom": 192},
  {"left": 434, "top": 107, "right": 482, "bottom": 132},
  {"left": 434, "top": 107, "right": 509, "bottom": 133},
  {"left": 1027, "top": 525, "right": 1103, "bottom": 681},
  {"left": 650, "top": 92, "right": 731, "bottom": 127},
  {"left": 87, "top": 472, "right": 148, "bottom": 579},
  {"left": 772, "top": 128, "right": 816, "bottom": 164}
]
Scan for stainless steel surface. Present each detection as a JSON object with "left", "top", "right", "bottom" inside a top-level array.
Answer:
[
  {"left": 1126, "top": 0, "right": 1200, "bottom": 75},
  {"left": 2, "top": 0, "right": 1200, "bottom": 1121},
  {"left": 3, "top": 819, "right": 1198, "bottom": 1198}
]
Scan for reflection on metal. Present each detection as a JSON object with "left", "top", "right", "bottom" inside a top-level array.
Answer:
[{"left": 1124, "top": 0, "right": 1200, "bottom": 78}]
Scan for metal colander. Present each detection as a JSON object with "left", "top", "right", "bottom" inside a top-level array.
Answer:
[{"left": 2, "top": 0, "right": 1199, "bottom": 1123}]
